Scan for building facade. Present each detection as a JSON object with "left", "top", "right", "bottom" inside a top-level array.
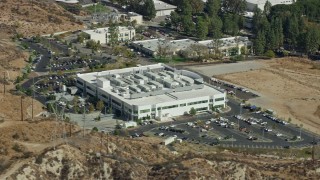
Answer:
[
  {"left": 76, "top": 64, "right": 226, "bottom": 121},
  {"left": 83, "top": 26, "right": 135, "bottom": 44}
]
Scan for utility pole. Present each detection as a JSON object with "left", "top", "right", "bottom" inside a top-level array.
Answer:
[
  {"left": 82, "top": 100, "right": 86, "bottom": 138},
  {"left": 3, "top": 73, "right": 5, "bottom": 95},
  {"left": 21, "top": 96, "right": 24, "bottom": 121},
  {"left": 32, "top": 77, "right": 34, "bottom": 119}
]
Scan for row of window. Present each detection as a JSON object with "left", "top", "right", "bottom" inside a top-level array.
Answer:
[
  {"left": 187, "top": 100, "right": 208, "bottom": 106},
  {"left": 215, "top": 97, "right": 225, "bottom": 101},
  {"left": 140, "top": 109, "right": 150, "bottom": 113}
]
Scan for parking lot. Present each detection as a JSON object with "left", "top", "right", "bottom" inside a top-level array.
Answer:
[
  {"left": 48, "top": 56, "right": 116, "bottom": 71},
  {"left": 129, "top": 99, "right": 319, "bottom": 149}
]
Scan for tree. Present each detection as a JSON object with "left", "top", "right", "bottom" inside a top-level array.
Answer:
[
  {"left": 156, "top": 39, "right": 172, "bottom": 58},
  {"left": 304, "top": 27, "right": 320, "bottom": 54},
  {"left": 108, "top": 24, "right": 119, "bottom": 47},
  {"left": 96, "top": 100, "right": 104, "bottom": 112},
  {"left": 143, "top": 0, "right": 156, "bottom": 20},
  {"left": 181, "top": 15, "right": 195, "bottom": 35},
  {"left": 180, "top": 0, "right": 192, "bottom": 16},
  {"left": 170, "top": 11, "right": 181, "bottom": 31},
  {"left": 254, "top": 30, "right": 266, "bottom": 55},
  {"left": 285, "top": 15, "right": 300, "bottom": 49},
  {"left": 222, "top": 0, "right": 246, "bottom": 14},
  {"left": 89, "top": 104, "right": 95, "bottom": 113},
  {"left": 190, "top": 0, "right": 204, "bottom": 14},
  {"left": 188, "top": 44, "right": 209, "bottom": 60},
  {"left": 73, "top": 96, "right": 79, "bottom": 113},
  {"left": 195, "top": 17, "right": 208, "bottom": 40},
  {"left": 208, "top": 16, "right": 223, "bottom": 38},
  {"left": 189, "top": 107, "right": 197, "bottom": 115},
  {"left": 263, "top": 0, "right": 272, "bottom": 16},
  {"left": 205, "top": 0, "right": 221, "bottom": 17}
]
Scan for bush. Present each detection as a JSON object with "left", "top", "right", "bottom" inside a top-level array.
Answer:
[
  {"left": 265, "top": 50, "right": 275, "bottom": 58},
  {"left": 230, "top": 55, "right": 244, "bottom": 62},
  {"left": 92, "top": 127, "right": 98, "bottom": 132},
  {"left": 12, "top": 143, "right": 23, "bottom": 152}
]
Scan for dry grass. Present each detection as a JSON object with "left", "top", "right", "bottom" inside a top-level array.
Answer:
[{"left": 218, "top": 57, "right": 320, "bottom": 134}]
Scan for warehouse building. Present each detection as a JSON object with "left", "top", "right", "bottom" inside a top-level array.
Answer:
[
  {"left": 76, "top": 63, "right": 226, "bottom": 121},
  {"left": 83, "top": 26, "right": 135, "bottom": 44}
]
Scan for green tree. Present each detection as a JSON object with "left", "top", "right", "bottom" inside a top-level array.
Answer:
[
  {"left": 143, "top": 0, "right": 156, "bottom": 20},
  {"left": 222, "top": 0, "right": 246, "bottom": 14},
  {"left": 205, "top": 0, "right": 220, "bottom": 17},
  {"left": 304, "top": 27, "right": 320, "bottom": 54},
  {"left": 108, "top": 24, "right": 119, "bottom": 47},
  {"left": 170, "top": 11, "right": 181, "bottom": 31},
  {"left": 263, "top": 0, "right": 272, "bottom": 16},
  {"left": 254, "top": 30, "right": 266, "bottom": 55},
  {"left": 189, "top": 107, "right": 197, "bottom": 115},
  {"left": 208, "top": 16, "right": 222, "bottom": 39},
  {"left": 180, "top": 0, "right": 192, "bottom": 16},
  {"left": 181, "top": 15, "right": 195, "bottom": 35},
  {"left": 96, "top": 100, "right": 104, "bottom": 112},
  {"left": 285, "top": 15, "right": 300, "bottom": 49},
  {"left": 195, "top": 17, "right": 208, "bottom": 40},
  {"left": 190, "top": 0, "right": 204, "bottom": 14}
]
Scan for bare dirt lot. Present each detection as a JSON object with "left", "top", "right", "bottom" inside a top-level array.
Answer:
[{"left": 217, "top": 58, "right": 320, "bottom": 134}]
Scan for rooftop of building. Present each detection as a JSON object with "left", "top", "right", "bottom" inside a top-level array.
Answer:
[
  {"left": 77, "top": 63, "right": 224, "bottom": 106},
  {"left": 56, "top": 0, "right": 79, "bottom": 3},
  {"left": 153, "top": 0, "right": 177, "bottom": 11},
  {"left": 83, "top": 26, "right": 134, "bottom": 35}
]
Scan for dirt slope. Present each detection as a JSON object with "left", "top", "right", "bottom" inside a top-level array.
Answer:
[
  {"left": 0, "top": 0, "right": 83, "bottom": 38},
  {"left": 0, "top": 120, "right": 320, "bottom": 179}
]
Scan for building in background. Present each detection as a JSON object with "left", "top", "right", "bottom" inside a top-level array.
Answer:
[
  {"left": 56, "top": 0, "right": 79, "bottom": 4},
  {"left": 153, "top": 0, "right": 177, "bottom": 17},
  {"left": 76, "top": 63, "right": 226, "bottom": 121},
  {"left": 83, "top": 26, "right": 135, "bottom": 44},
  {"left": 119, "top": 12, "right": 143, "bottom": 25},
  {"left": 131, "top": 37, "right": 252, "bottom": 57},
  {"left": 246, "top": 0, "right": 294, "bottom": 11}
]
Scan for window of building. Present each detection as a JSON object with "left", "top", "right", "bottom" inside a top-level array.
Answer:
[
  {"left": 151, "top": 108, "right": 156, "bottom": 112},
  {"left": 76, "top": 80, "right": 83, "bottom": 86},
  {"left": 140, "top": 109, "right": 150, "bottom": 113},
  {"left": 101, "top": 94, "right": 108, "bottom": 99},
  {"left": 187, "top": 100, "right": 208, "bottom": 106},
  {"left": 215, "top": 97, "right": 224, "bottom": 102},
  {"left": 162, "top": 104, "right": 178, "bottom": 110},
  {"left": 180, "top": 103, "right": 186, "bottom": 107},
  {"left": 196, "top": 107, "right": 208, "bottom": 111},
  {"left": 157, "top": 107, "right": 161, "bottom": 110}
]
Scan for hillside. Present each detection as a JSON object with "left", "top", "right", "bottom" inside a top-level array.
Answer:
[
  {"left": 1, "top": 119, "right": 320, "bottom": 179},
  {"left": 0, "top": 0, "right": 83, "bottom": 38}
]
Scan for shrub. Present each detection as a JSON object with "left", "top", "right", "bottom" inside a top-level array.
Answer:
[
  {"left": 12, "top": 143, "right": 23, "bottom": 152},
  {"left": 265, "top": 50, "right": 275, "bottom": 58}
]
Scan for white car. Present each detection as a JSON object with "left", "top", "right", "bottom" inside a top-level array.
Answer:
[
  {"left": 276, "top": 133, "right": 283, "bottom": 137},
  {"left": 205, "top": 121, "right": 211, "bottom": 125}
]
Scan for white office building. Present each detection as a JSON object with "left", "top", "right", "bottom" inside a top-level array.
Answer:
[
  {"left": 76, "top": 63, "right": 226, "bottom": 121},
  {"left": 83, "top": 26, "right": 135, "bottom": 44}
]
